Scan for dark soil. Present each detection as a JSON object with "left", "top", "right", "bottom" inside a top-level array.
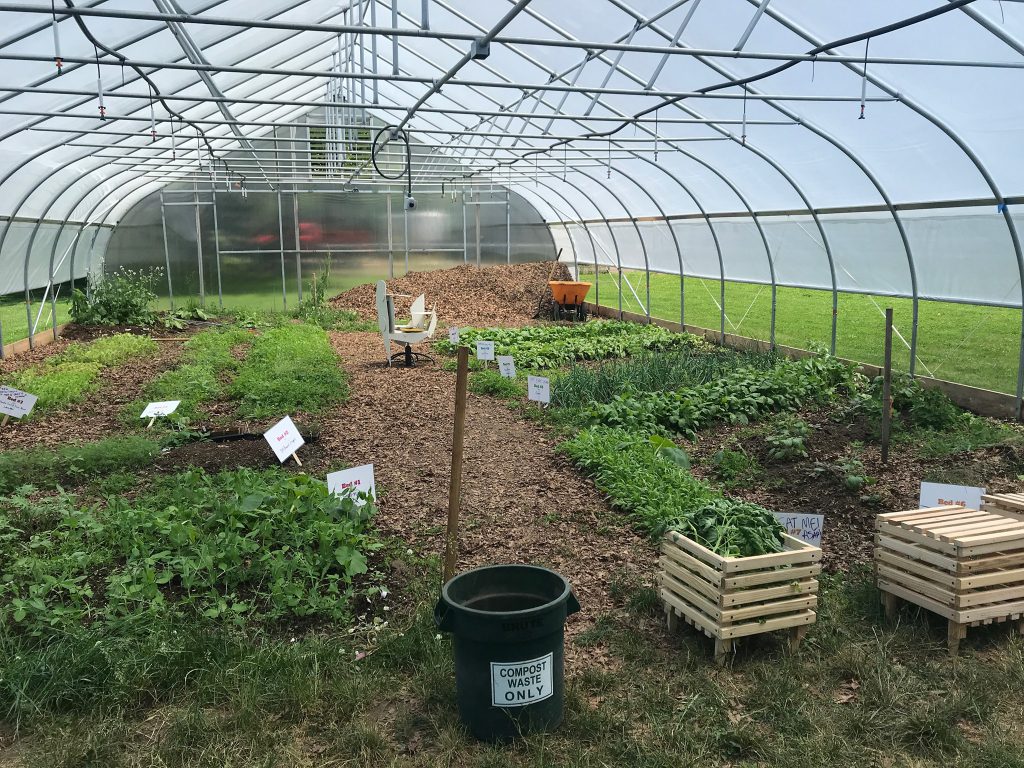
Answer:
[{"left": 331, "top": 261, "right": 572, "bottom": 327}]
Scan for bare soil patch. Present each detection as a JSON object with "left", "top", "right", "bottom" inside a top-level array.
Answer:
[{"left": 331, "top": 261, "right": 572, "bottom": 327}]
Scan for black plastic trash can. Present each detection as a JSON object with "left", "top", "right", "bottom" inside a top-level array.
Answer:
[{"left": 434, "top": 564, "right": 581, "bottom": 742}]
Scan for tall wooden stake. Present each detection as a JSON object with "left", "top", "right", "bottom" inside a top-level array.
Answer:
[
  {"left": 881, "top": 307, "right": 894, "bottom": 464},
  {"left": 443, "top": 345, "right": 469, "bottom": 584}
]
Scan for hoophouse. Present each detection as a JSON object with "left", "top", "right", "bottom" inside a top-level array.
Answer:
[{"left": 1, "top": 1, "right": 1023, "bottom": 408}]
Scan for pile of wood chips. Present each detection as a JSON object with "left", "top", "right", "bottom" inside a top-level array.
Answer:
[{"left": 331, "top": 261, "right": 573, "bottom": 327}]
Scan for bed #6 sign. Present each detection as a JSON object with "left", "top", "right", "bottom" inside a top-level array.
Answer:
[
  {"left": 264, "top": 416, "right": 304, "bottom": 463},
  {"left": 0, "top": 386, "right": 36, "bottom": 419},
  {"left": 490, "top": 653, "right": 553, "bottom": 708},
  {"left": 327, "top": 464, "right": 376, "bottom": 505},
  {"left": 773, "top": 512, "right": 824, "bottom": 545},
  {"left": 497, "top": 355, "right": 516, "bottom": 378},
  {"left": 476, "top": 340, "right": 495, "bottom": 361},
  {"left": 919, "top": 481, "right": 985, "bottom": 511}
]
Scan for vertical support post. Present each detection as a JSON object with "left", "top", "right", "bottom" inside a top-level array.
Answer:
[
  {"left": 370, "top": 0, "right": 378, "bottom": 104},
  {"left": 505, "top": 187, "right": 511, "bottom": 265},
  {"left": 831, "top": 289, "right": 838, "bottom": 355},
  {"left": 474, "top": 202, "right": 481, "bottom": 267},
  {"left": 387, "top": 193, "right": 394, "bottom": 279},
  {"left": 391, "top": 0, "right": 399, "bottom": 77},
  {"left": 193, "top": 184, "right": 205, "bottom": 307},
  {"left": 462, "top": 192, "right": 468, "bottom": 263},
  {"left": 277, "top": 190, "right": 287, "bottom": 311},
  {"left": 421, "top": 0, "right": 430, "bottom": 29},
  {"left": 719, "top": 264, "right": 726, "bottom": 344},
  {"left": 293, "top": 192, "right": 302, "bottom": 304},
  {"left": 881, "top": 307, "right": 894, "bottom": 464},
  {"left": 444, "top": 345, "right": 469, "bottom": 584},
  {"left": 403, "top": 202, "right": 410, "bottom": 276},
  {"left": 160, "top": 190, "right": 175, "bottom": 310},
  {"left": 212, "top": 188, "right": 223, "bottom": 309}
]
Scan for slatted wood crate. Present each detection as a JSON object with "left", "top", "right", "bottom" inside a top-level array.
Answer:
[
  {"left": 659, "top": 530, "right": 822, "bottom": 664},
  {"left": 982, "top": 493, "right": 1024, "bottom": 519},
  {"left": 874, "top": 505, "right": 1024, "bottom": 654}
]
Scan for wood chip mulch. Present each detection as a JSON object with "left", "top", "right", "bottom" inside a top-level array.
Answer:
[
  {"left": 310, "top": 331, "right": 656, "bottom": 668},
  {"left": 331, "top": 261, "right": 573, "bottom": 328}
]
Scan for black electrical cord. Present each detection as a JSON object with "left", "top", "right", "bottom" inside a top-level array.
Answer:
[
  {"left": 63, "top": 0, "right": 242, "bottom": 183},
  {"left": 506, "top": 0, "right": 978, "bottom": 168},
  {"left": 371, "top": 125, "right": 413, "bottom": 197}
]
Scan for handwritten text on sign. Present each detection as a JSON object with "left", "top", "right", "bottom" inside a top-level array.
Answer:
[
  {"left": 327, "top": 464, "right": 377, "bottom": 505},
  {"left": 476, "top": 340, "right": 495, "bottom": 361},
  {"left": 140, "top": 400, "right": 181, "bottom": 419},
  {"left": 0, "top": 386, "right": 37, "bottom": 419},
  {"left": 773, "top": 512, "right": 824, "bottom": 545},
  {"left": 263, "top": 416, "right": 305, "bottom": 463},
  {"left": 919, "top": 481, "right": 985, "bottom": 511},
  {"left": 527, "top": 375, "right": 550, "bottom": 404},
  {"left": 490, "top": 653, "right": 553, "bottom": 708},
  {"left": 448, "top": 327, "right": 460, "bottom": 344},
  {"left": 497, "top": 355, "right": 516, "bottom": 379}
]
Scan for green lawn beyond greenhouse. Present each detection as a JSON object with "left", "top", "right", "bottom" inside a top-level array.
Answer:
[{"left": 587, "top": 269, "right": 1019, "bottom": 395}]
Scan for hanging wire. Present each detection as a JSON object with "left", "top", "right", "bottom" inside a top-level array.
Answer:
[
  {"left": 607, "top": 137, "right": 611, "bottom": 179},
  {"left": 50, "top": 0, "right": 62, "bottom": 74},
  {"left": 654, "top": 108, "right": 659, "bottom": 162},
  {"left": 810, "top": 53, "right": 816, "bottom": 82},
  {"left": 170, "top": 117, "right": 176, "bottom": 160},
  {"left": 94, "top": 44, "right": 105, "bottom": 119},
  {"left": 741, "top": 90, "right": 748, "bottom": 145},
  {"left": 859, "top": 38, "right": 870, "bottom": 119},
  {"left": 149, "top": 84, "right": 156, "bottom": 143}
]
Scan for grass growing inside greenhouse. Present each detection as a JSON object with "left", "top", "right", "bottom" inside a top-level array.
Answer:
[{"left": 589, "top": 270, "right": 1019, "bottom": 394}]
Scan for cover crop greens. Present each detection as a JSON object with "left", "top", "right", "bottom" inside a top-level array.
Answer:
[
  {"left": 435, "top": 321, "right": 703, "bottom": 369},
  {"left": 560, "top": 427, "right": 784, "bottom": 557},
  {"left": 1, "top": 468, "right": 380, "bottom": 633},
  {"left": 0, "top": 436, "right": 160, "bottom": 495}
]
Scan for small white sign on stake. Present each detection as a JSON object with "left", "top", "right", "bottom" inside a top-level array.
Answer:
[
  {"left": 0, "top": 386, "right": 37, "bottom": 423},
  {"left": 327, "top": 464, "right": 377, "bottom": 505},
  {"left": 773, "top": 512, "right": 824, "bottom": 546},
  {"left": 527, "top": 375, "right": 550, "bottom": 405},
  {"left": 264, "top": 415, "right": 305, "bottom": 465},
  {"left": 497, "top": 355, "right": 516, "bottom": 379},
  {"left": 476, "top": 340, "right": 495, "bottom": 361},
  {"left": 448, "top": 326, "right": 460, "bottom": 344},
  {"left": 140, "top": 400, "right": 180, "bottom": 428},
  {"left": 919, "top": 481, "right": 985, "bottom": 511}
]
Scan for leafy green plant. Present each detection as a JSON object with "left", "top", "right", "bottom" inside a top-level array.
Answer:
[
  {"left": 70, "top": 267, "right": 160, "bottom": 326},
  {"left": 764, "top": 415, "right": 811, "bottom": 462},
  {"left": 711, "top": 446, "right": 762, "bottom": 488},
  {"left": 811, "top": 455, "right": 872, "bottom": 492},
  {"left": 469, "top": 369, "right": 525, "bottom": 399},
  {"left": 435, "top": 321, "right": 704, "bottom": 369},
  {"left": 559, "top": 427, "right": 784, "bottom": 556},
  {"left": 231, "top": 324, "right": 347, "bottom": 417},
  {"left": 161, "top": 305, "right": 212, "bottom": 330},
  {"left": 0, "top": 468, "right": 381, "bottom": 633},
  {"left": 56, "top": 333, "right": 158, "bottom": 367},
  {"left": 0, "top": 436, "right": 160, "bottom": 495}
]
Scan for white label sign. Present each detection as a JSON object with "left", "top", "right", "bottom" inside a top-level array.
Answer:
[
  {"left": 497, "top": 355, "right": 516, "bottom": 379},
  {"left": 919, "top": 481, "right": 985, "bottom": 511},
  {"left": 527, "top": 375, "right": 550, "bottom": 404},
  {"left": 0, "top": 386, "right": 37, "bottom": 419},
  {"left": 773, "top": 512, "right": 824, "bottom": 546},
  {"left": 448, "top": 326, "right": 460, "bottom": 344},
  {"left": 476, "top": 340, "right": 495, "bottom": 361},
  {"left": 490, "top": 653, "right": 553, "bottom": 708},
  {"left": 264, "top": 415, "right": 305, "bottom": 463},
  {"left": 140, "top": 400, "right": 181, "bottom": 419},
  {"left": 327, "top": 463, "right": 377, "bottom": 505}
]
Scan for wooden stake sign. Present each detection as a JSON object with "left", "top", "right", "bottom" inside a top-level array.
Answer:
[
  {"left": 444, "top": 346, "right": 470, "bottom": 583},
  {"left": 448, "top": 326, "right": 460, "bottom": 344},
  {"left": 140, "top": 400, "right": 181, "bottom": 429},
  {"left": 0, "top": 385, "right": 37, "bottom": 426},
  {"left": 527, "top": 375, "right": 551, "bottom": 405},
  {"left": 327, "top": 464, "right": 377, "bottom": 505},
  {"left": 264, "top": 416, "right": 305, "bottom": 466},
  {"left": 497, "top": 355, "right": 516, "bottom": 379}
]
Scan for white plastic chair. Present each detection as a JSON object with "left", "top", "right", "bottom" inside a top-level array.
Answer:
[{"left": 375, "top": 281, "right": 438, "bottom": 366}]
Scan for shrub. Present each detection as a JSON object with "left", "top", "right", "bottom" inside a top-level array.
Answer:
[
  {"left": 70, "top": 267, "right": 160, "bottom": 326},
  {"left": 231, "top": 324, "right": 347, "bottom": 417}
]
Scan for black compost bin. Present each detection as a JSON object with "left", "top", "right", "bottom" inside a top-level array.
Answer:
[{"left": 435, "top": 564, "right": 581, "bottom": 742}]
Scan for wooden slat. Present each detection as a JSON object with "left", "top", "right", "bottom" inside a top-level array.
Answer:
[
  {"left": 660, "top": 587, "right": 720, "bottom": 639},
  {"left": 660, "top": 541, "right": 723, "bottom": 588},
  {"left": 874, "top": 533, "right": 958, "bottom": 572},
  {"left": 918, "top": 512, "right": 1000, "bottom": 532},
  {"left": 956, "top": 584, "right": 1024, "bottom": 609},
  {"left": 874, "top": 548, "right": 957, "bottom": 588},
  {"left": 877, "top": 505, "right": 962, "bottom": 522},
  {"left": 955, "top": 527, "right": 1024, "bottom": 546},
  {"left": 720, "top": 610, "right": 816, "bottom": 640},
  {"left": 660, "top": 571, "right": 722, "bottom": 623},
  {"left": 876, "top": 523, "right": 958, "bottom": 555},
  {"left": 936, "top": 520, "right": 1024, "bottom": 541},
  {"left": 721, "top": 579, "right": 817, "bottom": 607},
  {"left": 956, "top": 550, "right": 1024, "bottom": 575},
  {"left": 957, "top": 565, "right": 1024, "bottom": 590},
  {"left": 903, "top": 511, "right": 990, "bottom": 530},
  {"left": 983, "top": 494, "right": 1024, "bottom": 511},
  {"left": 878, "top": 580, "right": 956, "bottom": 622},
  {"left": 958, "top": 599, "right": 1024, "bottom": 624},
  {"left": 720, "top": 595, "right": 818, "bottom": 623},
  {"left": 659, "top": 557, "right": 722, "bottom": 604},
  {"left": 876, "top": 564, "right": 956, "bottom": 606},
  {"left": 721, "top": 535, "right": 820, "bottom": 574},
  {"left": 722, "top": 563, "right": 821, "bottom": 590},
  {"left": 664, "top": 530, "right": 727, "bottom": 571}
]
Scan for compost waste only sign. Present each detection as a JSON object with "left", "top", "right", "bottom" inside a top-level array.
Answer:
[{"left": 490, "top": 654, "right": 553, "bottom": 708}]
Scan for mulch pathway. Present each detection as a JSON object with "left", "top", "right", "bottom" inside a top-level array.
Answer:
[{"left": 312, "top": 331, "right": 655, "bottom": 664}]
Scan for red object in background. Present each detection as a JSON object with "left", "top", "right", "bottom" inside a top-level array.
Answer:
[{"left": 249, "top": 221, "right": 373, "bottom": 248}]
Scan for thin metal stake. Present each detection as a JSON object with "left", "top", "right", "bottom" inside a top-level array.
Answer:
[{"left": 881, "top": 307, "right": 894, "bottom": 463}]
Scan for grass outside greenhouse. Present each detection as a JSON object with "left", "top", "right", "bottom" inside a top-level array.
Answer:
[{"left": 586, "top": 268, "right": 1020, "bottom": 395}]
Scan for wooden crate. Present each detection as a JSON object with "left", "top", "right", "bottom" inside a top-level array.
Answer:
[
  {"left": 982, "top": 493, "right": 1024, "bottom": 519},
  {"left": 874, "top": 505, "right": 1024, "bottom": 654},
  {"left": 659, "top": 530, "right": 822, "bottom": 664}
]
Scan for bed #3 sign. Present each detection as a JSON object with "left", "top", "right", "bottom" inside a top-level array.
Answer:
[
  {"left": 490, "top": 653, "right": 553, "bottom": 708},
  {"left": 0, "top": 386, "right": 37, "bottom": 420}
]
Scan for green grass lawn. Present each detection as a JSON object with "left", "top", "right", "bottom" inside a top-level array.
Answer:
[
  {"left": 0, "top": 294, "right": 72, "bottom": 346},
  {"left": 584, "top": 268, "right": 1020, "bottom": 394}
]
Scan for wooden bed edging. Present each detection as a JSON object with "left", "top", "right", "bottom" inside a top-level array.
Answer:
[
  {"left": 1, "top": 323, "right": 67, "bottom": 359},
  {"left": 584, "top": 302, "right": 1018, "bottom": 421}
]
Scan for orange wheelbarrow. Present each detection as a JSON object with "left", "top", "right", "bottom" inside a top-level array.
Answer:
[{"left": 548, "top": 280, "right": 592, "bottom": 321}]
